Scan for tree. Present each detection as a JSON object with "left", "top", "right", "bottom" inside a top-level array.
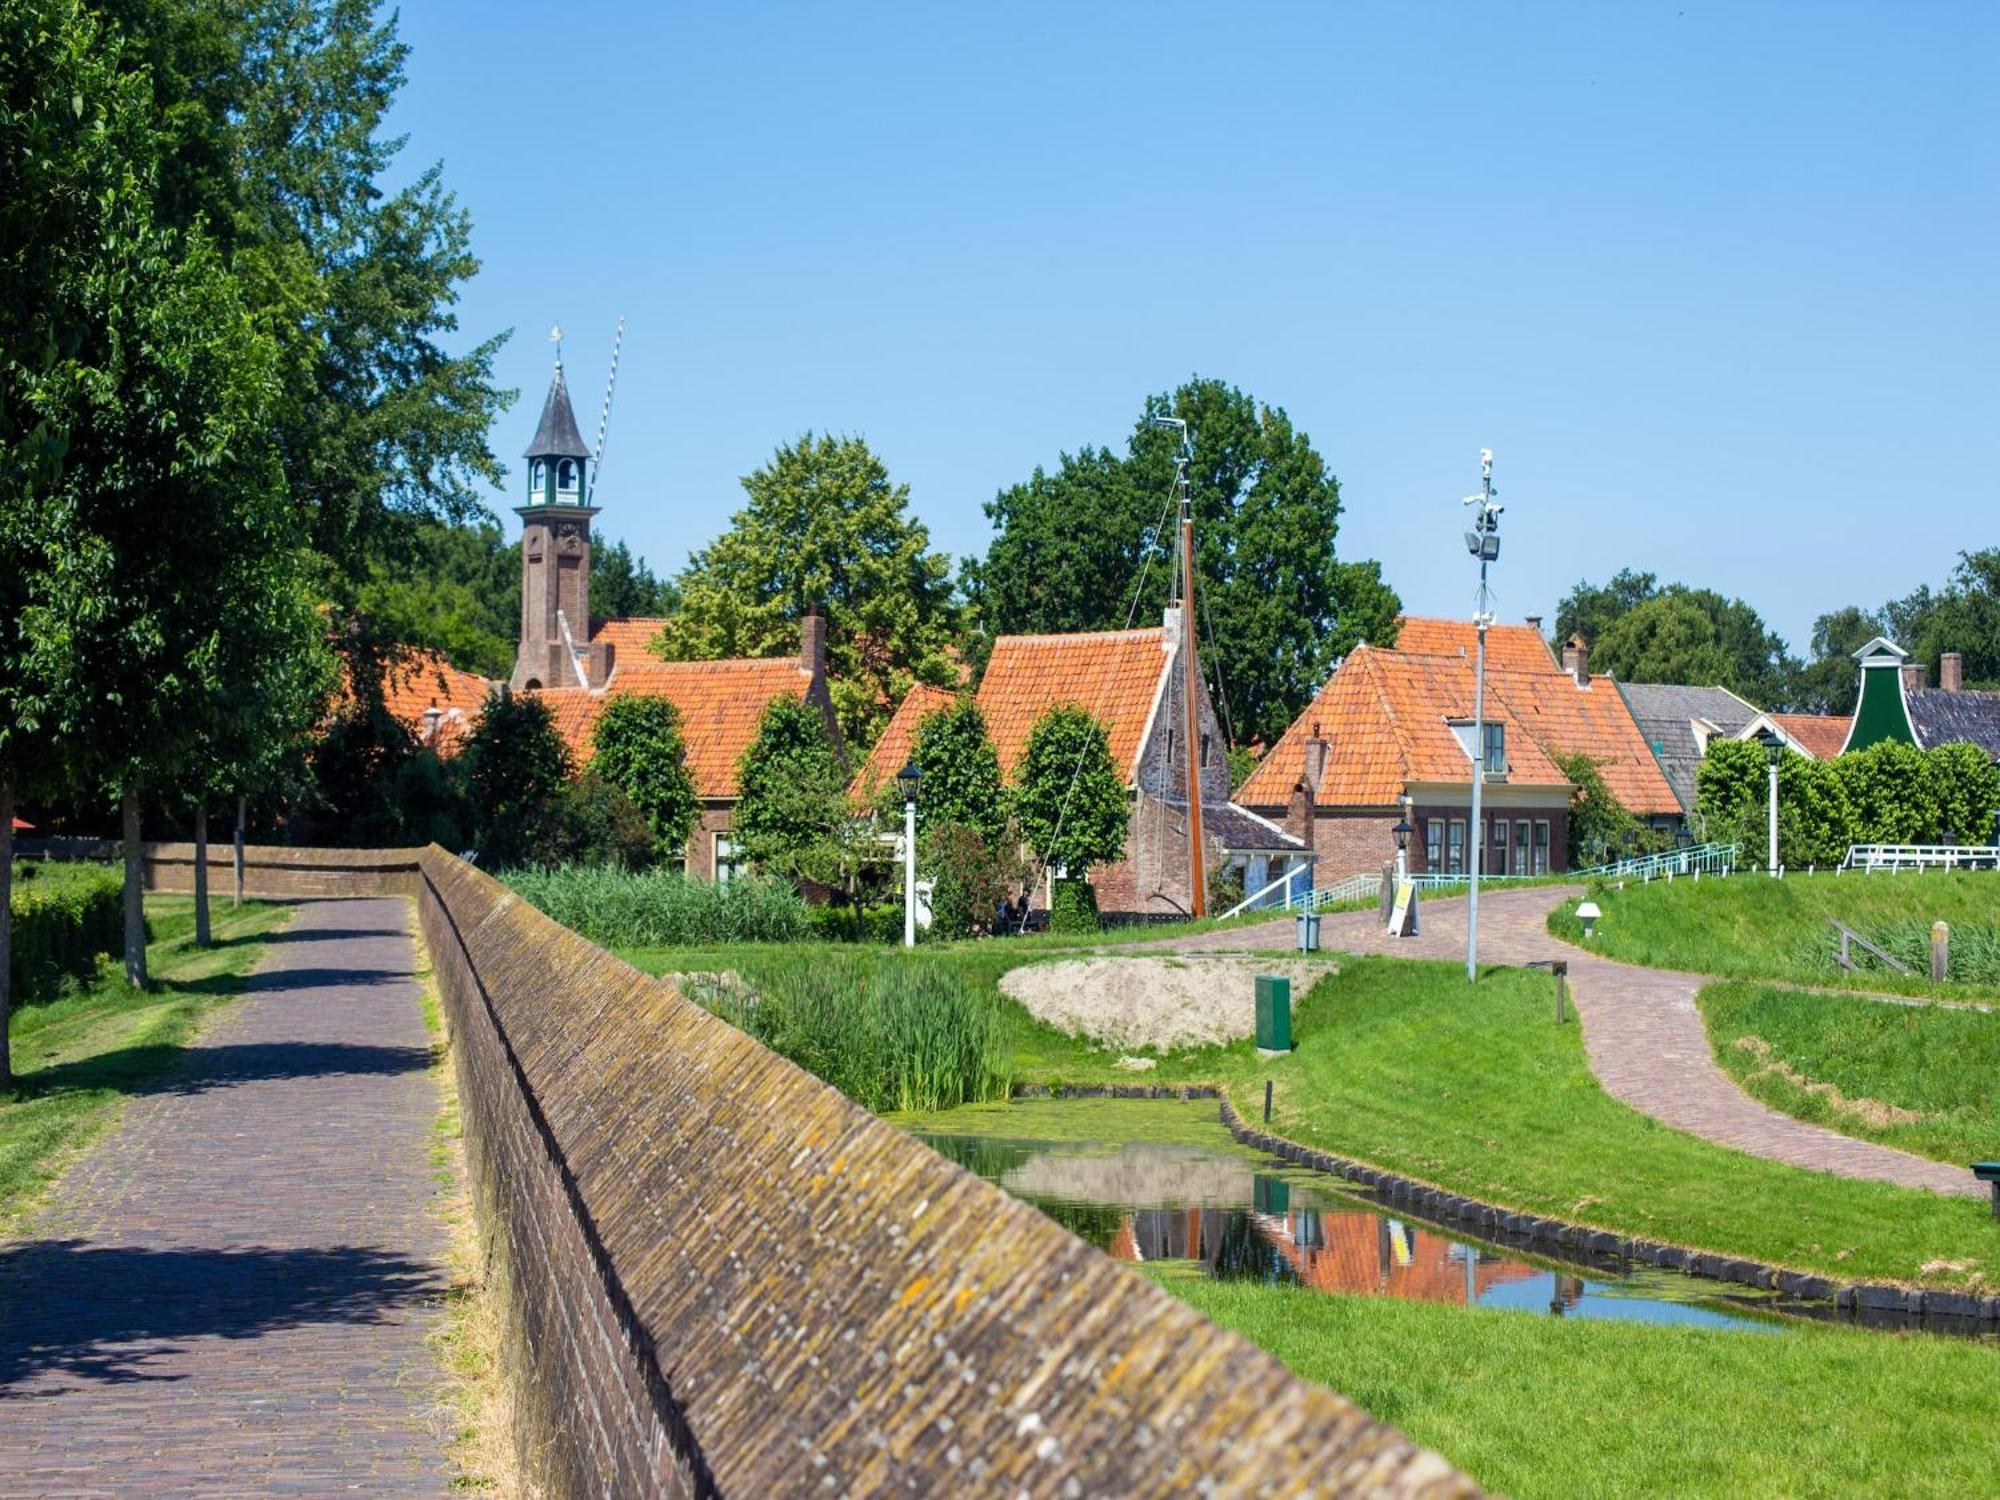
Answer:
[
  {"left": 1835, "top": 741, "right": 1936, "bottom": 847},
  {"left": 735, "top": 697, "right": 885, "bottom": 925},
  {"left": 912, "top": 699, "right": 1007, "bottom": 843},
  {"left": 356, "top": 516, "right": 520, "bottom": 678},
  {"left": 592, "top": 537, "right": 680, "bottom": 620},
  {"left": 1693, "top": 739, "right": 1767, "bottom": 850},
  {"left": 1926, "top": 742, "right": 2000, "bottom": 845},
  {"left": 1013, "top": 706, "right": 1128, "bottom": 875},
  {"left": 1556, "top": 573, "right": 1798, "bottom": 707},
  {"left": 1899, "top": 549, "right": 2000, "bottom": 691},
  {"left": 922, "top": 822, "right": 1026, "bottom": 939},
  {"left": 657, "top": 434, "right": 959, "bottom": 748},
  {"left": 464, "top": 692, "right": 572, "bottom": 868},
  {"left": 590, "top": 695, "right": 700, "bottom": 861},
  {"left": 965, "top": 379, "right": 1392, "bottom": 746},
  {"left": 1795, "top": 605, "right": 1885, "bottom": 716},
  {"left": 1555, "top": 752, "right": 1650, "bottom": 866}
]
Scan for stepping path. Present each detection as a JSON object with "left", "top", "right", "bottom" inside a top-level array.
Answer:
[
  {"left": 0, "top": 898, "right": 455, "bottom": 1496},
  {"left": 1170, "top": 886, "right": 1983, "bottom": 1199}
]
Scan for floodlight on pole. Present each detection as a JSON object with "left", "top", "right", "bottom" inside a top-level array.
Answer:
[{"left": 1462, "top": 449, "right": 1501, "bottom": 983}]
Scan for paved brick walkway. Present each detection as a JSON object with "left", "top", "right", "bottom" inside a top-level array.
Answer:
[
  {"left": 0, "top": 898, "right": 455, "bottom": 1496},
  {"left": 1178, "top": 886, "right": 1982, "bottom": 1199}
]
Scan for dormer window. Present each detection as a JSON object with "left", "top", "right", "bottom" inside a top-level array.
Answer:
[{"left": 1448, "top": 719, "right": 1507, "bottom": 779}]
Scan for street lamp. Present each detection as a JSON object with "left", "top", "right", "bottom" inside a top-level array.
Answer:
[
  {"left": 1753, "top": 727, "right": 1783, "bottom": 876},
  {"left": 1392, "top": 798, "right": 1414, "bottom": 884},
  {"left": 897, "top": 761, "right": 922, "bottom": 948},
  {"left": 1462, "top": 449, "right": 1502, "bottom": 982}
]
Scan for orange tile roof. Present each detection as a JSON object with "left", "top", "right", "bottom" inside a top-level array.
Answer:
[
  {"left": 532, "top": 657, "right": 815, "bottom": 799},
  {"left": 590, "top": 616, "right": 669, "bottom": 664},
  {"left": 851, "top": 684, "right": 956, "bottom": 800},
  {"left": 1768, "top": 712, "right": 1852, "bottom": 760},
  {"left": 1485, "top": 670, "right": 1681, "bottom": 817},
  {"left": 976, "top": 629, "right": 1171, "bottom": 783},
  {"left": 1236, "top": 646, "right": 1571, "bottom": 807},
  {"left": 1392, "top": 616, "right": 1561, "bottom": 675}
]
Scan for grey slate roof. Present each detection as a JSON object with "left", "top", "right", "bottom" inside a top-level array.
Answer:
[
  {"left": 1909, "top": 689, "right": 2000, "bottom": 761},
  {"left": 524, "top": 364, "right": 592, "bottom": 459},
  {"left": 1156, "top": 797, "right": 1304, "bottom": 852},
  {"left": 1614, "top": 682, "right": 1763, "bottom": 814}
]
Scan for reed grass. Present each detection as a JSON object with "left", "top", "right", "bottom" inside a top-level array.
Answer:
[{"left": 503, "top": 865, "right": 807, "bottom": 948}]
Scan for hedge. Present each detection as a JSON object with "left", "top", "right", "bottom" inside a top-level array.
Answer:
[{"left": 9, "top": 862, "right": 122, "bottom": 1002}]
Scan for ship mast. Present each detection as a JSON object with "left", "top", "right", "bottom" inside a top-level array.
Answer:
[{"left": 1156, "top": 417, "right": 1207, "bottom": 917}]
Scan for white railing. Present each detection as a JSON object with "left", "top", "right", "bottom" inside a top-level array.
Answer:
[
  {"left": 1576, "top": 841, "right": 1739, "bottom": 883},
  {"left": 1842, "top": 843, "right": 2000, "bottom": 873}
]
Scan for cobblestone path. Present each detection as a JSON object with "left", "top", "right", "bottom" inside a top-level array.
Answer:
[
  {"left": 1176, "top": 885, "right": 1982, "bottom": 1199},
  {"left": 0, "top": 898, "right": 454, "bottom": 1496}
]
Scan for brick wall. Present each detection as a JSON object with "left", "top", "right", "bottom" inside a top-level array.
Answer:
[
  {"left": 1306, "top": 809, "right": 1401, "bottom": 882},
  {"left": 413, "top": 846, "right": 1477, "bottom": 1498},
  {"left": 22, "top": 840, "right": 421, "bottom": 899}
]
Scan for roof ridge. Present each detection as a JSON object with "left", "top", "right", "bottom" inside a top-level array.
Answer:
[{"left": 993, "top": 627, "right": 1166, "bottom": 647}]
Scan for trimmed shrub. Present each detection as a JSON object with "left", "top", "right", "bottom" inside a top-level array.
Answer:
[
  {"left": 1049, "top": 877, "right": 1100, "bottom": 935},
  {"left": 10, "top": 862, "right": 122, "bottom": 1002},
  {"left": 503, "top": 866, "right": 808, "bottom": 948}
]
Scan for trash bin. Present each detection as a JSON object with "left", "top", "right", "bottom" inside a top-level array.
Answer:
[
  {"left": 1295, "top": 909, "right": 1321, "bottom": 952},
  {"left": 1256, "top": 974, "right": 1292, "bottom": 1054}
]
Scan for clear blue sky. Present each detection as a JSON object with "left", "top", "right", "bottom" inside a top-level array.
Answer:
[{"left": 388, "top": 1, "right": 1995, "bottom": 654}]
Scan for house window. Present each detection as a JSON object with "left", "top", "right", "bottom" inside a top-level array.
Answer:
[
  {"left": 1200, "top": 731, "right": 1211, "bottom": 767},
  {"left": 1534, "top": 820, "right": 1551, "bottom": 874},
  {"left": 1513, "top": 820, "right": 1531, "bottom": 876},
  {"left": 1482, "top": 722, "right": 1506, "bottom": 776},
  {"left": 557, "top": 458, "right": 577, "bottom": 495},
  {"left": 713, "top": 833, "right": 742, "bottom": 884},
  {"left": 1446, "top": 819, "right": 1466, "bottom": 876},
  {"left": 1490, "top": 817, "right": 1509, "bottom": 874},
  {"left": 1425, "top": 817, "right": 1442, "bottom": 873}
]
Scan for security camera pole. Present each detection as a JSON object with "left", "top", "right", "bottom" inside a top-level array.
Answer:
[{"left": 1463, "top": 450, "right": 1502, "bottom": 982}]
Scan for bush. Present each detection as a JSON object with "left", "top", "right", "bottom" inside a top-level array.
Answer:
[
  {"left": 700, "top": 955, "right": 1010, "bottom": 1112},
  {"left": 503, "top": 866, "right": 808, "bottom": 947},
  {"left": 1049, "top": 877, "right": 1100, "bottom": 935},
  {"left": 923, "top": 821, "right": 1024, "bottom": 939},
  {"left": 9, "top": 862, "right": 122, "bottom": 1002},
  {"left": 804, "top": 901, "right": 904, "bottom": 943}
]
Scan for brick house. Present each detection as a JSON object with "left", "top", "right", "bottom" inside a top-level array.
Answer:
[
  {"left": 1238, "top": 619, "right": 1679, "bottom": 883},
  {"left": 859, "top": 613, "right": 1305, "bottom": 916}
]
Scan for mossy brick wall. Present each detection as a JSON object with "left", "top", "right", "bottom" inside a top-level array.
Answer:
[
  {"left": 413, "top": 845, "right": 1480, "bottom": 1499},
  {"left": 22, "top": 841, "right": 421, "bottom": 899}
]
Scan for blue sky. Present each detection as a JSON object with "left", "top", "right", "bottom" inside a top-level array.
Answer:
[{"left": 388, "top": 1, "right": 1995, "bottom": 654}]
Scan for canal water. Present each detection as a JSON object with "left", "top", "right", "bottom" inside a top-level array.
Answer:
[{"left": 910, "top": 1098, "right": 1794, "bottom": 1335}]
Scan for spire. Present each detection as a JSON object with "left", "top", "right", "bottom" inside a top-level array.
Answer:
[{"left": 524, "top": 347, "right": 591, "bottom": 460}]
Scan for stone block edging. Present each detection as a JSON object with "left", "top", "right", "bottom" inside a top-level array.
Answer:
[{"left": 1020, "top": 1083, "right": 2000, "bottom": 1323}]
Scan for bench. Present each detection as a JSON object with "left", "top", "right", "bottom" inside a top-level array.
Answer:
[{"left": 1976, "top": 1162, "right": 2000, "bottom": 1220}]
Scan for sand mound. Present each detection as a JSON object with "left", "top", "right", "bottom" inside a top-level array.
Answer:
[{"left": 1000, "top": 954, "right": 1331, "bottom": 1052}]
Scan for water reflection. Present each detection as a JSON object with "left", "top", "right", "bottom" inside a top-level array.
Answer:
[{"left": 921, "top": 1133, "right": 1786, "bottom": 1335}]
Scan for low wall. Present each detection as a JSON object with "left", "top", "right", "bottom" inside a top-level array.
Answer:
[
  {"left": 413, "top": 846, "right": 1477, "bottom": 1498},
  {"left": 21, "top": 840, "right": 421, "bottom": 899}
]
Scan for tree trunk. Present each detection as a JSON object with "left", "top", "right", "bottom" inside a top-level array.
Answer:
[
  {"left": 122, "top": 785, "right": 147, "bottom": 990},
  {"left": 1, "top": 778, "right": 14, "bottom": 1090},
  {"left": 233, "top": 793, "right": 245, "bottom": 908},
  {"left": 193, "top": 802, "right": 211, "bottom": 948}
]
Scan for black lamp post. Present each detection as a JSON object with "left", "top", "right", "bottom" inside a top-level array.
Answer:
[
  {"left": 1392, "top": 812, "right": 1414, "bottom": 882},
  {"left": 897, "top": 761, "right": 921, "bottom": 947}
]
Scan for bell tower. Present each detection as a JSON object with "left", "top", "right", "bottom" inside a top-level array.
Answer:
[{"left": 511, "top": 329, "right": 613, "bottom": 690}]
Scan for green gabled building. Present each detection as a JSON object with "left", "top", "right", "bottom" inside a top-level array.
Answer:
[
  {"left": 1839, "top": 636, "right": 2000, "bottom": 764},
  {"left": 1839, "top": 636, "right": 1919, "bottom": 753}
]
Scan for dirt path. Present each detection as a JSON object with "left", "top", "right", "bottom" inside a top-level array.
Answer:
[
  {"left": 0, "top": 898, "right": 455, "bottom": 1495},
  {"left": 1166, "top": 886, "right": 1983, "bottom": 1199}
]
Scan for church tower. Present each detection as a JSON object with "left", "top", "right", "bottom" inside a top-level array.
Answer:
[{"left": 511, "top": 334, "right": 613, "bottom": 690}]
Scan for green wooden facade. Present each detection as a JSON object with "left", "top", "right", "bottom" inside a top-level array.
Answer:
[{"left": 1841, "top": 636, "right": 1919, "bottom": 753}]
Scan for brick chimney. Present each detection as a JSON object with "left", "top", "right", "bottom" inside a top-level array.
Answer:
[
  {"left": 1941, "top": 652, "right": 1964, "bottom": 693},
  {"left": 1901, "top": 660, "right": 1926, "bottom": 694},
  {"left": 1525, "top": 614, "right": 1543, "bottom": 637},
  {"left": 799, "top": 610, "right": 828, "bottom": 677},
  {"left": 1561, "top": 634, "right": 1589, "bottom": 688},
  {"left": 1302, "top": 720, "right": 1329, "bottom": 795}
]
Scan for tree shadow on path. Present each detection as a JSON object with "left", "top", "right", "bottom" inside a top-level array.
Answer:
[
  {"left": 0, "top": 1241, "right": 443, "bottom": 1394},
  {"left": 25, "top": 1040, "right": 435, "bottom": 1100}
]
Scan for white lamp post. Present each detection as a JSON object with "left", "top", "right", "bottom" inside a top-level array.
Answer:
[
  {"left": 1754, "top": 726, "right": 1783, "bottom": 876},
  {"left": 897, "top": 761, "right": 921, "bottom": 947},
  {"left": 1462, "top": 450, "right": 1502, "bottom": 982}
]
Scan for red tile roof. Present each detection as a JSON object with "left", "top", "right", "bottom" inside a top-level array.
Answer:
[
  {"left": 1391, "top": 616, "right": 1560, "bottom": 675},
  {"left": 1238, "top": 646, "right": 1571, "bottom": 806},
  {"left": 1486, "top": 669, "right": 1681, "bottom": 817},
  {"left": 590, "top": 616, "right": 669, "bottom": 664},
  {"left": 851, "top": 684, "right": 956, "bottom": 800},
  {"left": 1768, "top": 712, "right": 1852, "bottom": 760},
  {"left": 533, "top": 657, "right": 814, "bottom": 800},
  {"left": 976, "top": 629, "right": 1172, "bottom": 783}
]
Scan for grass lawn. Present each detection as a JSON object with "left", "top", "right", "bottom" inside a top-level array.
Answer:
[
  {"left": 1145, "top": 1262, "right": 2000, "bottom": 1500},
  {"left": 1700, "top": 980, "right": 2000, "bottom": 1167},
  {"left": 629, "top": 935, "right": 1998, "bottom": 1289},
  {"left": 0, "top": 895, "right": 289, "bottom": 1222},
  {"left": 1547, "top": 870, "right": 2000, "bottom": 999}
]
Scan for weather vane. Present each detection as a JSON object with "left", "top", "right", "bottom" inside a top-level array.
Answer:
[{"left": 549, "top": 324, "right": 564, "bottom": 366}]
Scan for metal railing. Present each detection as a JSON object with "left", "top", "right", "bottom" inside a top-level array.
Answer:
[
  {"left": 1576, "top": 841, "right": 1739, "bottom": 883},
  {"left": 1842, "top": 843, "right": 2000, "bottom": 872}
]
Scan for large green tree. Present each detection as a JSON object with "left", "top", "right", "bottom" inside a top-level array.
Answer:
[
  {"left": 966, "top": 379, "right": 1397, "bottom": 747},
  {"left": 657, "top": 433, "right": 959, "bottom": 749},
  {"left": 1794, "top": 605, "right": 1885, "bottom": 716},
  {"left": 464, "top": 692, "right": 572, "bottom": 869},
  {"left": 1012, "top": 705, "right": 1128, "bottom": 876},
  {"left": 589, "top": 695, "right": 699, "bottom": 861},
  {"left": 734, "top": 697, "right": 885, "bottom": 925},
  {"left": 1555, "top": 572, "right": 1798, "bottom": 707},
  {"left": 911, "top": 699, "right": 1007, "bottom": 844}
]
